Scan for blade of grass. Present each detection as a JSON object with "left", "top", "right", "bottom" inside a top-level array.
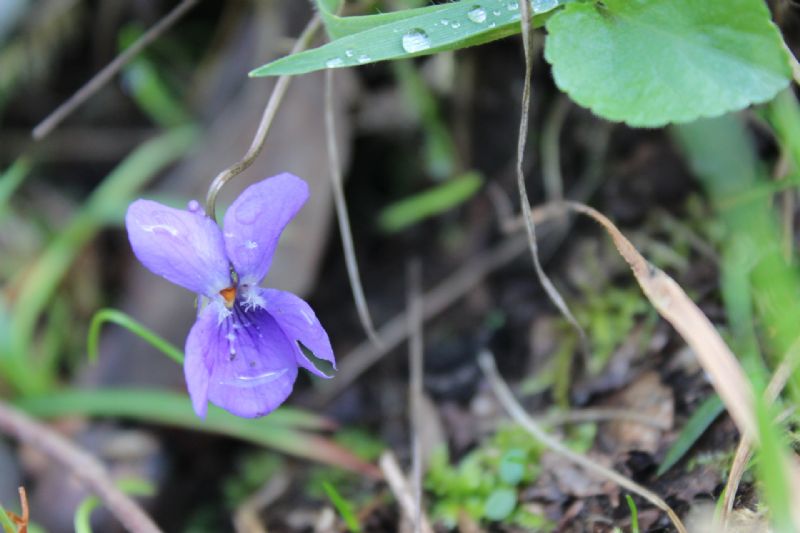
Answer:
[
  {"left": 16, "top": 389, "right": 379, "bottom": 477},
  {"left": 0, "top": 156, "right": 32, "bottom": 217},
  {"left": 378, "top": 171, "right": 483, "bottom": 233},
  {"left": 322, "top": 481, "right": 361, "bottom": 533},
  {"left": 626, "top": 495, "right": 640, "bottom": 533},
  {"left": 657, "top": 394, "right": 724, "bottom": 477},
  {"left": 0, "top": 506, "right": 16, "bottom": 533},
  {"left": 87, "top": 308, "right": 184, "bottom": 365},
  {"left": 250, "top": 0, "right": 564, "bottom": 77},
  {"left": 74, "top": 478, "right": 155, "bottom": 533},
  {"left": 5, "top": 126, "right": 197, "bottom": 394}
]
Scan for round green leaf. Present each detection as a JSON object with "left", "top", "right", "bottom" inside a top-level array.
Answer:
[
  {"left": 499, "top": 449, "right": 526, "bottom": 485},
  {"left": 483, "top": 487, "right": 517, "bottom": 521},
  {"left": 544, "top": 0, "right": 791, "bottom": 127}
]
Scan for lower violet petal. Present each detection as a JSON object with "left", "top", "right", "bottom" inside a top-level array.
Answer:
[
  {"left": 205, "top": 302, "right": 299, "bottom": 418},
  {"left": 184, "top": 304, "right": 218, "bottom": 418},
  {"left": 261, "top": 288, "right": 336, "bottom": 378}
]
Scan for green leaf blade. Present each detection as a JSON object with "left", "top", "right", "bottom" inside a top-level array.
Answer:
[
  {"left": 544, "top": 0, "right": 791, "bottom": 127},
  {"left": 251, "top": 1, "right": 563, "bottom": 77}
]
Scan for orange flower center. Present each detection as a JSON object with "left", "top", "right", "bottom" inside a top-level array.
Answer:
[{"left": 219, "top": 286, "right": 236, "bottom": 308}]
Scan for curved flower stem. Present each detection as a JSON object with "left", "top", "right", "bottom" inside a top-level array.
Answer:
[
  {"left": 324, "top": 69, "right": 383, "bottom": 347},
  {"left": 0, "top": 400, "right": 161, "bottom": 533},
  {"left": 204, "top": 15, "right": 322, "bottom": 220}
]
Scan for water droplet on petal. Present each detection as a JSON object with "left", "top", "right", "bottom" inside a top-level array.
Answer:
[
  {"left": 244, "top": 240, "right": 258, "bottom": 250},
  {"left": 467, "top": 6, "right": 487, "bottom": 23},
  {"left": 325, "top": 57, "right": 344, "bottom": 68},
  {"left": 187, "top": 200, "right": 202, "bottom": 213},
  {"left": 401, "top": 29, "right": 431, "bottom": 53}
]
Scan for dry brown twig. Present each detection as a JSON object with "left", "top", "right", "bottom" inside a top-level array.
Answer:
[
  {"left": 478, "top": 350, "right": 688, "bottom": 533},
  {"left": 32, "top": 0, "right": 199, "bottom": 140},
  {"left": 0, "top": 401, "right": 161, "bottom": 533},
  {"left": 406, "top": 260, "right": 425, "bottom": 533},
  {"left": 324, "top": 68, "right": 383, "bottom": 347},
  {"left": 515, "top": 0, "right": 589, "bottom": 360},
  {"left": 379, "top": 451, "right": 434, "bottom": 533}
]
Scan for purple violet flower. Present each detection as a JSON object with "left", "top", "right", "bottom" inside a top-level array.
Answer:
[{"left": 125, "top": 173, "right": 335, "bottom": 418}]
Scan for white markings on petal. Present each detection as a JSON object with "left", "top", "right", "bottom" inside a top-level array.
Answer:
[
  {"left": 300, "top": 309, "right": 315, "bottom": 325},
  {"left": 140, "top": 223, "right": 179, "bottom": 236},
  {"left": 217, "top": 368, "right": 289, "bottom": 387}
]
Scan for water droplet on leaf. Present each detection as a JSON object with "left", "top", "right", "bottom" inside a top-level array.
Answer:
[
  {"left": 467, "top": 6, "right": 487, "bottom": 23},
  {"left": 325, "top": 57, "right": 344, "bottom": 68},
  {"left": 345, "top": 49, "right": 354, "bottom": 58},
  {"left": 357, "top": 54, "right": 371, "bottom": 64},
  {"left": 401, "top": 29, "right": 431, "bottom": 53}
]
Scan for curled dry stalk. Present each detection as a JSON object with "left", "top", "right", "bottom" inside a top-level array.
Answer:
[
  {"left": 478, "top": 350, "right": 688, "bottom": 533},
  {"left": 324, "top": 69, "right": 383, "bottom": 347},
  {"left": 515, "top": 0, "right": 590, "bottom": 359},
  {"left": 204, "top": 15, "right": 322, "bottom": 220}
]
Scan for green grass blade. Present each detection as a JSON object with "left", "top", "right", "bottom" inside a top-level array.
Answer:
[
  {"left": 73, "top": 479, "right": 154, "bottom": 533},
  {"left": 657, "top": 394, "right": 724, "bottom": 476},
  {"left": 251, "top": 1, "right": 563, "bottom": 77},
  {"left": 88, "top": 308, "right": 184, "bottom": 365},
  {"left": 755, "top": 396, "right": 792, "bottom": 532},
  {"left": 15, "top": 389, "right": 381, "bottom": 475},
  {"left": 378, "top": 171, "right": 483, "bottom": 232},
  {"left": 322, "top": 481, "right": 361, "bottom": 532},
  {"left": 0, "top": 506, "right": 16, "bottom": 533},
  {"left": 16, "top": 388, "right": 332, "bottom": 432},
  {"left": 5, "top": 126, "right": 197, "bottom": 394},
  {"left": 0, "top": 156, "right": 32, "bottom": 217},
  {"left": 625, "top": 495, "right": 640, "bottom": 533},
  {"left": 316, "top": 0, "right": 449, "bottom": 40}
]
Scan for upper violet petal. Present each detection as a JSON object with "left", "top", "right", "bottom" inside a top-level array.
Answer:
[
  {"left": 262, "top": 288, "right": 336, "bottom": 379},
  {"left": 126, "top": 200, "right": 231, "bottom": 296},
  {"left": 184, "top": 304, "right": 219, "bottom": 418},
  {"left": 206, "top": 303, "right": 299, "bottom": 418},
  {"left": 222, "top": 173, "right": 309, "bottom": 285}
]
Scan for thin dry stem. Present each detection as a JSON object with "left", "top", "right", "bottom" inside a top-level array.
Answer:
[
  {"left": 379, "top": 451, "right": 434, "bottom": 533},
  {"left": 478, "top": 350, "right": 688, "bottom": 533},
  {"left": 515, "top": 2, "right": 590, "bottom": 360},
  {"left": 541, "top": 408, "right": 671, "bottom": 430},
  {"left": 0, "top": 401, "right": 161, "bottom": 533},
  {"left": 324, "top": 68, "right": 383, "bottom": 348},
  {"left": 315, "top": 234, "right": 529, "bottom": 405},
  {"left": 406, "top": 260, "right": 424, "bottom": 533},
  {"left": 205, "top": 15, "right": 322, "bottom": 220},
  {"left": 33, "top": 0, "right": 198, "bottom": 140}
]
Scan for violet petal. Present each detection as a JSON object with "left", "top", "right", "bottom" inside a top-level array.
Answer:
[
  {"left": 262, "top": 288, "right": 336, "bottom": 378},
  {"left": 222, "top": 173, "right": 309, "bottom": 285},
  {"left": 126, "top": 200, "right": 231, "bottom": 297},
  {"left": 204, "top": 303, "right": 299, "bottom": 418},
  {"left": 184, "top": 304, "right": 218, "bottom": 418}
]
